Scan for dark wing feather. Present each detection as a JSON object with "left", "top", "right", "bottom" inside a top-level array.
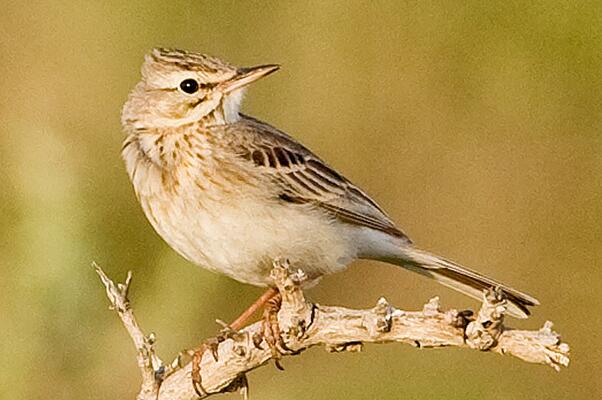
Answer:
[{"left": 228, "top": 115, "right": 411, "bottom": 241}]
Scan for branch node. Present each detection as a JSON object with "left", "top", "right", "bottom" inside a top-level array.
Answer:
[
  {"left": 466, "top": 287, "right": 506, "bottom": 350},
  {"left": 154, "top": 365, "right": 166, "bottom": 383},
  {"left": 163, "top": 350, "right": 187, "bottom": 379},
  {"left": 422, "top": 296, "right": 442, "bottom": 316},
  {"left": 271, "top": 259, "right": 313, "bottom": 345},
  {"left": 271, "top": 259, "right": 306, "bottom": 308},
  {"left": 231, "top": 332, "right": 254, "bottom": 358},
  {"left": 446, "top": 309, "right": 474, "bottom": 329},
  {"left": 373, "top": 297, "right": 394, "bottom": 333},
  {"left": 146, "top": 332, "right": 156, "bottom": 345}
]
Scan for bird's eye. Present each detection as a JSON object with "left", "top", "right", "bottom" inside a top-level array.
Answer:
[{"left": 179, "top": 79, "right": 199, "bottom": 94}]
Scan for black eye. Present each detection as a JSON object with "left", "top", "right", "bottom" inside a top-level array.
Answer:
[{"left": 179, "top": 79, "right": 199, "bottom": 94}]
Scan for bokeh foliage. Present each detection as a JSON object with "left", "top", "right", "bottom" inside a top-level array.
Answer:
[{"left": 0, "top": 1, "right": 600, "bottom": 399}]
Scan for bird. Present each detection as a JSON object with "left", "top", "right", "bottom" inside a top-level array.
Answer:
[{"left": 121, "top": 47, "right": 539, "bottom": 392}]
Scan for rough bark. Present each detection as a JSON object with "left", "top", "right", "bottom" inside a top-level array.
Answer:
[{"left": 94, "top": 260, "right": 569, "bottom": 400}]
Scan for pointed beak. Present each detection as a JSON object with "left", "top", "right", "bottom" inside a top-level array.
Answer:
[{"left": 220, "top": 64, "right": 280, "bottom": 94}]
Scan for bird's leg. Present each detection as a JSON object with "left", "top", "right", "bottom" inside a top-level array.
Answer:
[
  {"left": 230, "top": 287, "right": 279, "bottom": 331},
  {"left": 191, "top": 287, "right": 279, "bottom": 397}
]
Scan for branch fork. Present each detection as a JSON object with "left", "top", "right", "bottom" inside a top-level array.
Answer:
[{"left": 94, "top": 260, "right": 570, "bottom": 400}]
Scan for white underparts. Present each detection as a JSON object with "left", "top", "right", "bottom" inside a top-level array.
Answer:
[{"left": 220, "top": 89, "right": 245, "bottom": 123}]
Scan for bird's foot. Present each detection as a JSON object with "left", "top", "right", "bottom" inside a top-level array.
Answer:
[
  {"left": 261, "top": 292, "right": 297, "bottom": 370},
  {"left": 190, "top": 326, "right": 240, "bottom": 397}
]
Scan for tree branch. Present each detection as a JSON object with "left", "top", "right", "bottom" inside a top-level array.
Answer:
[{"left": 94, "top": 260, "right": 570, "bottom": 400}]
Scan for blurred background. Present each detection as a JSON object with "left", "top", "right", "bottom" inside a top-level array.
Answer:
[{"left": 1, "top": 1, "right": 600, "bottom": 399}]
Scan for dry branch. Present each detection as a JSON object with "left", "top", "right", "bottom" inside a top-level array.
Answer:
[{"left": 94, "top": 261, "right": 570, "bottom": 400}]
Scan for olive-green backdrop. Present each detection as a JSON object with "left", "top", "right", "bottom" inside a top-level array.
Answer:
[{"left": 1, "top": 1, "right": 600, "bottom": 399}]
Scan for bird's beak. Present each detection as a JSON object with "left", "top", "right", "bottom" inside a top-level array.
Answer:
[{"left": 221, "top": 64, "right": 280, "bottom": 94}]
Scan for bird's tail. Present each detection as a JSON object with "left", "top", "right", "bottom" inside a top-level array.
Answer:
[{"left": 386, "top": 247, "right": 539, "bottom": 318}]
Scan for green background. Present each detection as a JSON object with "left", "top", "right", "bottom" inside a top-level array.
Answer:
[{"left": 1, "top": 1, "right": 600, "bottom": 399}]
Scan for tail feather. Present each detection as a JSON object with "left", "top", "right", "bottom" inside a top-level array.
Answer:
[{"left": 388, "top": 247, "right": 539, "bottom": 319}]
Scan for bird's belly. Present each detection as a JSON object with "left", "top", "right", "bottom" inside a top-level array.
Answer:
[{"left": 140, "top": 192, "right": 356, "bottom": 286}]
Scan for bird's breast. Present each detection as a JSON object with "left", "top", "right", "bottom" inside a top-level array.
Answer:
[{"left": 122, "top": 130, "right": 357, "bottom": 286}]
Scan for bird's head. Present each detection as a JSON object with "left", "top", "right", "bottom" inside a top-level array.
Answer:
[{"left": 122, "top": 48, "right": 279, "bottom": 131}]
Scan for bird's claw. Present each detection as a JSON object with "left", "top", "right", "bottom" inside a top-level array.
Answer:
[
  {"left": 190, "top": 325, "right": 242, "bottom": 397},
  {"left": 191, "top": 342, "right": 210, "bottom": 397},
  {"left": 261, "top": 292, "right": 296, "bottom": 370}
]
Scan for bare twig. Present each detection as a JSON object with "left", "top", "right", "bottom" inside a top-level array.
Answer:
[
  {"left": 93, "top": 263, "right": 164, "bottom": 399},
  {"left": 94, "top": 261, "right": 569, "bottom": 400}
]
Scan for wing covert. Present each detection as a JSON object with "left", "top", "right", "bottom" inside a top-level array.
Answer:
[{"left": 229, "top": 115, "right": 411, "bottom": 241}]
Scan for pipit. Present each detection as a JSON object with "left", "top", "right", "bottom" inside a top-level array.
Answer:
[{"left": 122, "top": 48, "right": 539, "bottom": 393}]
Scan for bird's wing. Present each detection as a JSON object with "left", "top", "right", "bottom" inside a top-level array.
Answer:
[{"left": 225, "top": 115, "right": 411, "bottom": 241}]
